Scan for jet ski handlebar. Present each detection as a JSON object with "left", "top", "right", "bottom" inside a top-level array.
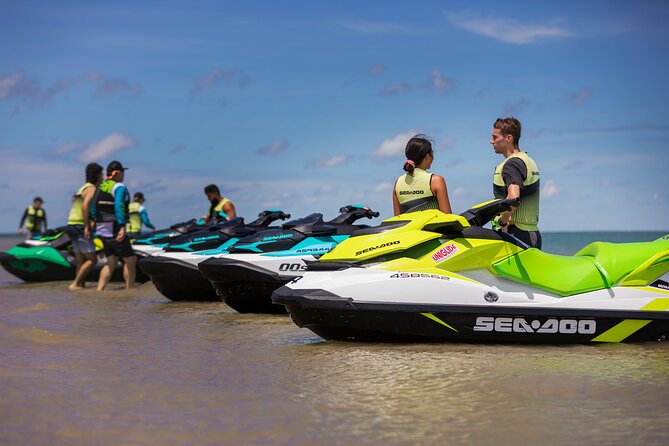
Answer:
[
  {"left": 459, "top": 198, "right": 521, "bottom": 227},
  {"left": 329, "top": 205, "right": 380, "bottom": 225},
  {"left": 252, "top": 209, "right": 292, "bottom": 227}
]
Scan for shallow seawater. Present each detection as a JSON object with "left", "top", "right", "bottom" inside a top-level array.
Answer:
[{"left": 1, "top": 235, "right": 668, "bottom": 445}]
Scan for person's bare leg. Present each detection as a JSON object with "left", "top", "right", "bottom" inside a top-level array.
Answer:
[
  {"left": 123, "top": 256, "right": 137, "bottom": 289},
  {"left": 74, "top": 253, "right": 98, "bottom": 288},
  {"left": 97, "top": 256, "right": 118, "bottom": 291},
  {"left": 69, "top": 252, "right": 85, "bottom": 290}
]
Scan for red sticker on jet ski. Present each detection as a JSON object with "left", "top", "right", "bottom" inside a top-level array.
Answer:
[{"left": 431, "top": 243, "right": 459, "bottom": 263}]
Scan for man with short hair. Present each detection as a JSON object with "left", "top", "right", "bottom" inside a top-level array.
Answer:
[
  {"left": 19, "top": 197, "right": 47, "bottom": 239},
  {"left": 490, "top": 117, "right": 542, "bottom": 249},
  {"left": 202, "top": 184, "right": 236, "bottom": 224},
  {"left": 94, "top": 160, "right": 137, "bottom": 290},
  {"left": 126, "top": 192, "right": 156, "bottom": 239}
]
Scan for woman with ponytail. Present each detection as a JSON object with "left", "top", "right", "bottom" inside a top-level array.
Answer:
[{"left": 392, "top": 135, "right": 452, "bottom": 216}]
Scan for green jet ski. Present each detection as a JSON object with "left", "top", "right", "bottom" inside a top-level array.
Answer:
[
  {"left": 0, "top": 227, "right": 149, "bottom": 283},
  {"left": 272, "top": 199, "right": 669, "bottom": 343}
]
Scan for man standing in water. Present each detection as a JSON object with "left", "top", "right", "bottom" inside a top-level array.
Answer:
[
  {"left": 490, "top": 117, "right": 542, "bottom": 249},
  {"left": 202, "top": 184, "right": 236, "bottom": 224},
  {"left": 95, "top": 161, "right": 137, "bottom": 290},
  {"left": 18, "top": 197, "right": 47, "bottom": 238}
]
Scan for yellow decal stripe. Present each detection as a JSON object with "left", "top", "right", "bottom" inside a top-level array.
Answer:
[
  {"left": 591, "top": 319, "right": 652, "bottom": 343},
  {"left": 641, "top": 298, "right": 669, "bottom": 311},
  {"left": 421, "top": 313, "right": 458, "bottom": 332}
]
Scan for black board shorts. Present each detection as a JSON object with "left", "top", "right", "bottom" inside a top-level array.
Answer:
[{"left": 100, "top": 236, "right": 135, "bottom": 258}]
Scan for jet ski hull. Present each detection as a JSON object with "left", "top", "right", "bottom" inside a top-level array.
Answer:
[
  {"left": 198, "top": 255, "right": 313, "bottom": 313},
  {"left": 0, "top": 249, "right": 148, "bottom": 283},
  {"left": 272, "top": 268, "right": 669, "bottom": 344},
  {"left": 139, "top": 255, "right": 219, "bottom": 301}
]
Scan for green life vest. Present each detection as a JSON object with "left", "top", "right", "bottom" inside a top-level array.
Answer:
[
  {"left": 26, "top": 206, "right": 45, "bottom": 231},
  {"left": 394, "top": 168, "right": 438, "bottom": 213},
  {"left": 493, "top": 151, "right": 540, "bottom": 232},
  {"left": 67, "top": 182, "right": 95, "bottom": 226},
  {"left": 127, "top": 202, "right": 143, "bottom": 233}
]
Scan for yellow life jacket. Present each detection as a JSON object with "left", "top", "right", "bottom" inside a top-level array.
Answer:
[
  {"left": 394, "top": 168, "right": 438, "bottom": 213},
  {"left": 25, "top": 206, "right": 46, "bottom": 231},
  {"left": 67, "top": 182, "right": 95, "bottom": 226},
  {"left": 493, "top": 151, "right": 540, "bottom": 231},
  {"left": 127, "top": 202, "right": 143, "bottom": 233},
  {"left": 208, "top": 197, "right": 232, "bottom": 220}
]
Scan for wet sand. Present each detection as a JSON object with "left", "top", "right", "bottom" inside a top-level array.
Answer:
[{"left": 1, "top": 236, "right": 668, "bottom": 445}]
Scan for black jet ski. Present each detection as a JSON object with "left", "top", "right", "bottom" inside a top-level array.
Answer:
[{"left": 138, "top": 210, "right": 291, "bottom": 301}]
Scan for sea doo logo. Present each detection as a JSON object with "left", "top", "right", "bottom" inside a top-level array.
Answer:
[
  {"left": 473, "top": 317, "right": 596, "bottom": 334},
  {"left": 398, "top": 190, "right": 425, "bottom": 195},
  {"left": 279, "top": 263, "right": 307, "bottom": 272},
  {"left": 356, "top": 240, "right": 400, "bottom": 256},
  {"left": 431, "top": 244, "right": 458, "bottom": 263},
  {"left": 390, "top": 273, "right": 450, "bottom": 280},
  {"left": 263, "top": 234, "right": 293, "bottom": 242}
]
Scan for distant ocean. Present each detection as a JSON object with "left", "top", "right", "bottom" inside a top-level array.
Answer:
[{"left": 541, "top": 231, "right": 667, "bottom": 255}]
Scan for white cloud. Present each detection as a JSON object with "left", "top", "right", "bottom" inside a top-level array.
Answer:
[
  {"left": 379, "top": 82, "right": 412, "bottom": 97},
  {"left": 373, "top": 182, "right": 392, "bottom": 193},
  {"left": 339, "top": 20, "right": 424, "bottom": 35},
  {"left": 257, "top": 140, "right": 288, "bottom": 156},
  {"left": 78, "top": 133, "right": 138, "bottom": 162},
  {"left": 452, "top": 186, "right": 466, "bottom": 197},
  {"left": 372, "top": 130, "right": 418, "bottom": 157},
  {"left": 653, "top": 192, "right": 665, "bottom": 203},
  {"left": 189, "top": 68, "right": 246, "bottom": 99},
  {"left": 448, "top": 12, "right": 573, "bottom": 44},
  {"left": 310, "top": 155, "right": 348, "bottom": 168},
  {"left": 368, "top": 64, "right": 388, "bottom": 75},
  {"left": 426, "top": 69, "right": 454, "bottom": 93},
  {"left": 542, "top": 180, "right": 559, "bottom": 198}
]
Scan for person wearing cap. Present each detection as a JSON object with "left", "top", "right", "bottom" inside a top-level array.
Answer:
[
  {"left": 393, "top": 135, "right": 452, "bottom": 215},
  {"left": 126, "top": 192, "right": 156, "bottom": 239},
  {"left": 94, "top": 160, "right": 137, "bottom": 290},
  {"left": 66, "top": 162, "right": 103, "bottom": 290},
  {"left": 19, "top": 196, "right": 48, "bottom": 239},
  {"left": 201, "top": 184, "right": 236, "bottom": 224}
]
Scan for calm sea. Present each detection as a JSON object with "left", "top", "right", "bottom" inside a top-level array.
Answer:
[{"left": 1, "top": 232, "right": 668, "bottom": 445}]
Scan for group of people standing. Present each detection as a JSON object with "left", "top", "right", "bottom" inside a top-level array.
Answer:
[
  {"left": 63, "top": 160, "right": 155, "bottom": 291},
  {"left": 393, "top": 117, "right": 542, "bottom": 249}
]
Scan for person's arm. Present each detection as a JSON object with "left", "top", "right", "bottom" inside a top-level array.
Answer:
[
  {"left": 18, "top": 208, "right": 28, "bottom": 233},
  {"left": 222, "top": 202, "right": 236, "bottom": 218},
  {"left": 82, "top": 187, "right": 96, "bottom": 239},
  {"left": 498, "top": 159, "right": 526, "bottom": 233},
  {"left": 114, "top": 186, "right": 128, "bottom": 240},
  {"left": 392, "top": 179, "right": 401, "bottom": 216},
  {"left": 140, "top": 208, "right": 155, "bottom": 230},
  {"left": 430, "top": 174, "right": 452, "bottom": 214}
]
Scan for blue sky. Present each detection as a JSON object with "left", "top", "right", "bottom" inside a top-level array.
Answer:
[{"left": 1, "top": 0, "right": 668, "bottom": 232}]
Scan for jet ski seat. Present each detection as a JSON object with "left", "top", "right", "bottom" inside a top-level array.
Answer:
[
  {"left": 492, "top": 237, "right": 669, "bottom": 296},
  {"left": 492, "top": 249, "right": 609, "bottom": 296},
  {"left": 575, "top": 238, "right": 669, "bottom": 286}
]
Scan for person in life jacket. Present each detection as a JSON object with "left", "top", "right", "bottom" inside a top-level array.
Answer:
[
  {"left": 393, "top": 135, "right": 452, "bottom": 216},
  {"left": 18, "top": 197, "right": 48, "bottom": 239},
  {"left": 94, "top": 160, "right": 137, "bottom": 291},
  {"left": 66, "top": 163, "right": 103, "bottom": 290},
  {"left": 490, "top": 117, "right": 542, "bottom": 249},
  {"left": 126, "top": 192, "right": 156, "bottom": 239},
  {"left": 201, "top": 184, "right": 236, "bottom": 224}
]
